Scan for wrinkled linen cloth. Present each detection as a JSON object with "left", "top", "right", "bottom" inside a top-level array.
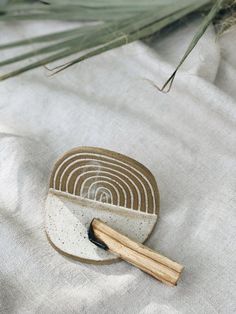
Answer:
[{"left": 0, "top": 17, "right": 236, "bottom": 314}]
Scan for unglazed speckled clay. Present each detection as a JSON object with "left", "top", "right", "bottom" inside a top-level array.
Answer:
[{"left": 45, "top": 147, "right": 159, "bottom": 264}]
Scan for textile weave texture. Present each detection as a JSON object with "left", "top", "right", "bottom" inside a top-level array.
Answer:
[{"left": 0, "top": 19, "right": 235, "bottom": 313}]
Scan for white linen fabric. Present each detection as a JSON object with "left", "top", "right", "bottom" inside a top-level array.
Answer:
[{"left": 0, "top": 18, "right": 235, "bottom": 314}]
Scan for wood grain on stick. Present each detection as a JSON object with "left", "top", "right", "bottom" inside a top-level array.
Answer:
[{"left": 92, "top": 219, "right": 184, "bottom": 286}]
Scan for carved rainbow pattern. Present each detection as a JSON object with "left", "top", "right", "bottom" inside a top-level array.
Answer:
[{"left": 50, "top": 147, "right": 159, "bottom": 215}]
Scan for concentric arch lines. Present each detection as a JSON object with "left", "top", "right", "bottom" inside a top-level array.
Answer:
[
  {"left": 62, "top": 162, "right": 144, "bottom": 208},
  {"left": 68, "top": 168, "right": 135, "bottom": 208},
  {"left": 79, "top": 174, "right": 130, "bottom": 208},
  {"left": 94, "top": 187, "right": 113, "bottom": 204},
  {"left": 87, "top": 179, "right": 120, "bottom": 205},
  {"left": 49, "top": 147, "right": 159, "bottom": 215}
]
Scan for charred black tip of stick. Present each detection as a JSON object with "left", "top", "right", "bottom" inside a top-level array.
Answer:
[{"left": 88, "top": 219, "right": 109, "bottom": 251}]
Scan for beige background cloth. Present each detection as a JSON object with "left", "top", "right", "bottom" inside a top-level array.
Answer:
[{"left": 0, "top": 18, "right": 236, "bottom": 313}]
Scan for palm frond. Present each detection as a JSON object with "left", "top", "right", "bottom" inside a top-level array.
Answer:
[{"left": 0, "top": 0, "right": 227, "bottom": 90}]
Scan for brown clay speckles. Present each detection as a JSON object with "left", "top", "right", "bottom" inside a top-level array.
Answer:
[{"left": 45, "top": 147, "right": 159, "bottom": 264}]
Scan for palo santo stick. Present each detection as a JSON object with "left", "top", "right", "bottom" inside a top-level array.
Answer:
[
  {"left": 94, "top": 228, "right": 178, "bottom": 286},
  {"left": 93, "top": 219, "right": 183, "bottom": 273},
  {"left": 92, "top": 219, "right": 184, "bottom": 286}
]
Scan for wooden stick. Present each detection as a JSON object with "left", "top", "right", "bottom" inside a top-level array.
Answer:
[{"left": 92, "top": 219, "right": 184, "bottom": 286}]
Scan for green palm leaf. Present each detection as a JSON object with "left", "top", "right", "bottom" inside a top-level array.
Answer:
[{"left": 0, "top": 0, "right": 227, "bottom": 90}]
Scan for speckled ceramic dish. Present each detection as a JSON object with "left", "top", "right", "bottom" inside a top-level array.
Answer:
[{"left": 45, "top": 147, "right": 159, "bottom": 264}]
